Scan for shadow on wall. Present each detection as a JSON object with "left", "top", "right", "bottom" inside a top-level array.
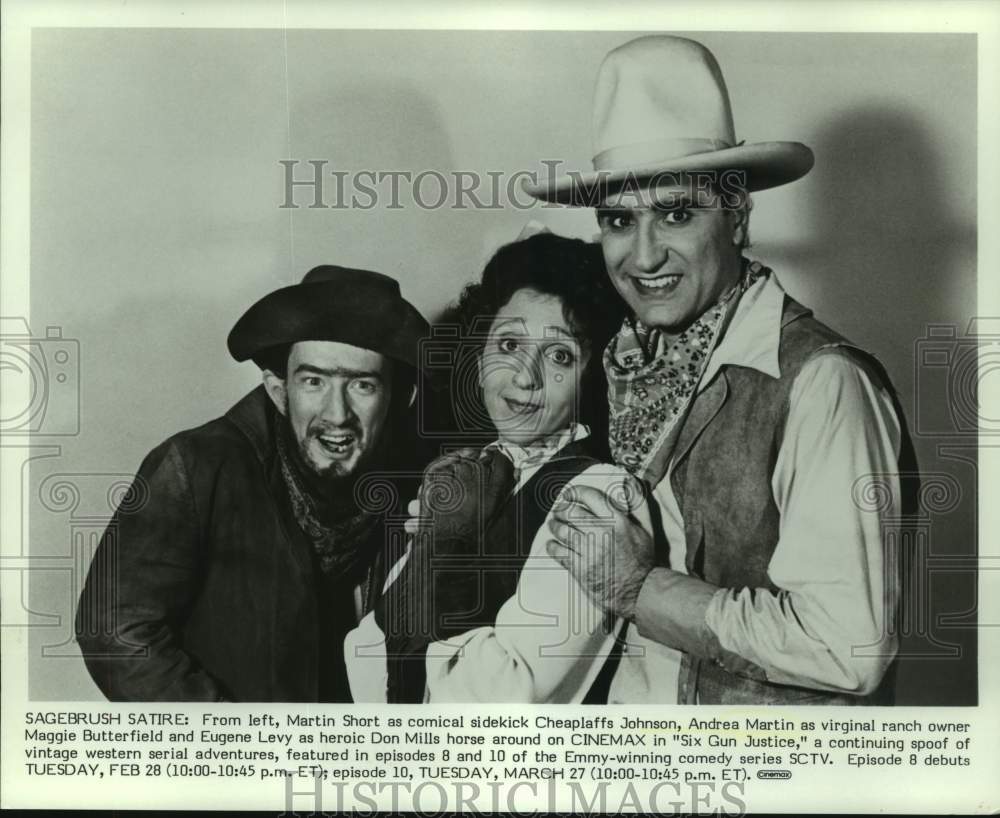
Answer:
[
  {"left": 28, "top": 75, "right": 467, "bottom": 700},
  {"left": 784, "top": 106, "right": 978, "bottom": 706},
  {"left": 283, "top": 76, "right": 485, "bottom": 308}
]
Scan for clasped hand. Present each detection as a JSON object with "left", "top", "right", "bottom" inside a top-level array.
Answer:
[
  {"left": 404, "top": 447, "right": 514, "bottom": 550},
  {"left": 544, "top": 475, "right": 655, "bottom": 620}
]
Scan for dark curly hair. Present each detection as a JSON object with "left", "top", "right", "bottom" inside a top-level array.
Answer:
[{"left": 432, "top": 232, "right": 626, "bottom": 455}]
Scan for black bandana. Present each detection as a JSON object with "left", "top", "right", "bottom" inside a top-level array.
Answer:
[{"left": 275, "top": 420, "right": 381, "bottom": 579}]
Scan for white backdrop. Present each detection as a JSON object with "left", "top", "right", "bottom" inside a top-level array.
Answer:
[{"left": 24, "top": 29, "right": 977, "bottom": 702}]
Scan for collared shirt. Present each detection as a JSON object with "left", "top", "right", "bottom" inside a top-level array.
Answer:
[
  {"left": 487, "top": 423, "right": 591, "bottom": 491},
  {"left": 343, "top": 423, "right": 613, "bottom": 703},
  {"left": 608, "top": 272, "right": 902, "bottom": 703}
]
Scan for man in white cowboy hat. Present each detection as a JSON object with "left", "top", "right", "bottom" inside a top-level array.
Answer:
[{"left": 533, "top": 36, "right": 917, "bottom": 705}]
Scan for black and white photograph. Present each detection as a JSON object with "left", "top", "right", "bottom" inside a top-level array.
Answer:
[{"left": 2, "top": 1, "right": 998, "bottom": 814}]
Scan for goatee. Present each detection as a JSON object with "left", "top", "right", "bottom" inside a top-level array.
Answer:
[{"left": 282, "top": 415, "right": 359, "bottom": 508}]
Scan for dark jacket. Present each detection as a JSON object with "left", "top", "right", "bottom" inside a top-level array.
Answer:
[
  {"left": 381, "top": 438, "right": 601, "bottom": 703},
  {"left": 74, "top": 386, "right": 398, "bottom": 702}
]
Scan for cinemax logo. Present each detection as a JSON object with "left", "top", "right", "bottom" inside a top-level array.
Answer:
[{"left": 757, "top": 769, "right": 792, "bottom": 780}]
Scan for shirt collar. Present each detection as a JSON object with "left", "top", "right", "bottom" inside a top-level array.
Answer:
[
  {"left": 487, "top": 423, "right": 590, "bottom": 482},
  {"left": 699, "top": 270, "right": 787, "bottom": 388}
]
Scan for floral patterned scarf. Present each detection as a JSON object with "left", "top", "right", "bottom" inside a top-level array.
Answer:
[{"left": 604, "top": 259, "right": 768, "bottom": 485}]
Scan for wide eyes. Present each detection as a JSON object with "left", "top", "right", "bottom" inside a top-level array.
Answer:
[
  {"left": 547, "top": 347, "right": 575, "bottom": 367},
  {"left": 350, "top": 379, "right": 379, "bottom": 395},
  {"left": 601, "top": 213, "right": 633, "bottom": 231},
  {"left": 599, "top": 208, "right": 693, "bottom": 230},
  {"left": 295, "top": 375, "right": 380, "bottom": 395},
  {"left": 495, "top": 337, "right": 575, "bottom": 368},
  {"left": 662, "top": 208, "right": 692, "bottom": 225}
]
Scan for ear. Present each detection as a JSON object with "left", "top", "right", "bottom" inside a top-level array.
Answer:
[
  {"left": 731, "top": 207, "right": 749, "bottom": 248},
  {"left": 262, "top": 370, "right": 288, "bottom": 416},
  {"left": 476, "top": 350, "right": 485, "bottom": 388}
]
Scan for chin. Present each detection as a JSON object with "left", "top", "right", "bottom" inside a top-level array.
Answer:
[
  {"left": 499, "top": 423, "right": 557, "bottom": 446},
  {"left": 634, "top": 305, "right": 691, "bottom": 333},
  {"left": 306, "top": 450, "right": 364, "bottom": 480},
  {"left": 334, "top": 454, "right": 364, "bottom": 478},
  {"left": 494, "top": 425, "right": 532, "bottom": 444}
]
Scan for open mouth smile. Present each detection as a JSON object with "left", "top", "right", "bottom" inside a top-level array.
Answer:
[
  {"left": 503, "top": 397, "right": 542, "bottom": 415},
  {"left": 632, "top": 274, "right": 682, "bottom": 293},
  {"left": 316, "top": 432, "right": 357, "bottom": 457}
]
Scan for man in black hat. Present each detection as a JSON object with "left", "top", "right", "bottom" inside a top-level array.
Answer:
[{"left": 75, "top": 266, "right": 429, "bottom": 701}]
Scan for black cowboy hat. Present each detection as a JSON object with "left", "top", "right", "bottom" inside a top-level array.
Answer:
[{"left": 228, "top": 265, "right": 429, "bottom": 370}]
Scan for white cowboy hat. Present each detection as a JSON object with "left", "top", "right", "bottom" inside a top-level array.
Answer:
[{"left": 523, "top": 35, "right": 814, "bottom": 205}]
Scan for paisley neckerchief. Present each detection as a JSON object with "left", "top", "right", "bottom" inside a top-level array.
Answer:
[{"left": 604, "top": 259, "right": 768, "bottom": 485}]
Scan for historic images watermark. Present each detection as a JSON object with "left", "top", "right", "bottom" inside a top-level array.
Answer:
[
  {"left": 29, "top": 317, "right": 989, "bottom": 667},
  {"left": 415, "top": 321, "right": 595, "bottom": 442},
  {"left": 281, "top": 774, "right": 748, "bottom": 815},
  {"left": 7, "top": 316, "right": 992, "bottom": 676},
  {"left": 278, "top": 160, "right": 750, "bottom": 211},
  {"left": 0, "top": 318, "right": 80, "bottom": 438},
  {"left": 352, "top": 316, "right": 994, "bottom": 665},
  {"left": 912, "top": 318, "right": 1000, "bottom": 439}
]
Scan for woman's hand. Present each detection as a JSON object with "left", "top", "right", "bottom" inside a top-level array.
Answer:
[
  {"left": 383, "top": 447, "right": 516, "bottom": 653},
  {"left": 406, "top": 447, "right": 515, "bottom": 548},
  {"left": 403, "top": 498, "right": 422, "bottom": 537}
]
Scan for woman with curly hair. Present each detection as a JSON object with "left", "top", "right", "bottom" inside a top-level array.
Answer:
[
  {"left": 430, "top": 229, "right": 622, "bottom": 455},
  {"left": 346, "top": 230, "right": 653, "bottom": 703}
]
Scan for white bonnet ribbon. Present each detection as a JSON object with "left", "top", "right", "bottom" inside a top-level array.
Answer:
[{"left": 515, "top": 219, "right": 552, "bottom": 241}]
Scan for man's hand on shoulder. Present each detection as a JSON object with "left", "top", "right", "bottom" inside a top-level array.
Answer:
[{"left": 545, "top": 475, "right": 654, "bottom": 620}]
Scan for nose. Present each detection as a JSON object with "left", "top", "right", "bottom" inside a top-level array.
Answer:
[
  {"left": 632, "top": 219, "right": 668, "bottom": 274},
  {"left": 511, "top": 345, "right": 543, "bottom": 391},
  {"left": 321, "top": 383, "right": 355, "bottom": 426}
]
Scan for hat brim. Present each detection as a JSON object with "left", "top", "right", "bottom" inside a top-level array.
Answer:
[
  {"left": 523, "top": 141, "right": 814, "bottom": 205},
  {"left": 228, "top": 280, "right": 429, "bottom": 370}
]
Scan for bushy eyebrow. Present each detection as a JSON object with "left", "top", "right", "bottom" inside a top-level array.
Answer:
[
  {"left": 292, "top": 364, "right": 382, "bottom": 380},
  {"left": 651, "top": 192, "right": 695, "bottom": 211},
  {"left": 596, "top": 193, "right": 696, "bottom": 220},
  {"left": 595, "top": 207, "right": 630, "bottom": 221},
  {"left": 492, "top": 319, "right": 575, "bottom": 340},
  {"left": 491, "top": 317, "right": 528, "bottom": 334}
]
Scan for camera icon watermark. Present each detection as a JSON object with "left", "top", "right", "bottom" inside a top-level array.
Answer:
[
  {"left": 0, "top": 317, "right": 80, "bottom": 436},
  {"left": 417, "top": 320, "right": 580, "bottom": 443},
  {"left": 913, "top": 318, "right": 1000, "bottom": 437},
  {"left": 417, "top": 321, "right": 493, "bottom": 440}
]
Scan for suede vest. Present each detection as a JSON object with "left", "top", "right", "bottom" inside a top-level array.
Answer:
[
  {"left": 667, "top": 296, "right": 915, "bottom": 706},
  {"left": 386, "top": 438, "right": 600, "bottom": 702}
]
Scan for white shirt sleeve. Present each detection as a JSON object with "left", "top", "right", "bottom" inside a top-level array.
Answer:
[
  {"left": 703, "top": 350, "right": 903, "bottom": 694},
  {"left": 424, "top": 464, "right": 639, "bottom": 703},
  {"left": 342, "top": 550, "right": 413, "bottom": 704},
  {"left": 343, "top": 610, "right": 389, "bottom": 703}
]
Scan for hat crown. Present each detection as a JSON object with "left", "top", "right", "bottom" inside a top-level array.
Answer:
[
  {"left": 592, "top": 36, "right": 736, "bottom": 170},
  {"left": 228, "top": 265, "right": 428, "bottom": 369},
  {"left": 302, "top": 264, "right": 400, "bottom": 297},
  {"left": 522, "top": 34, "right": 814, "bottom": 203}
]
